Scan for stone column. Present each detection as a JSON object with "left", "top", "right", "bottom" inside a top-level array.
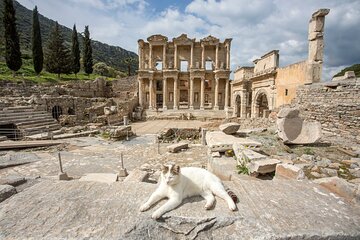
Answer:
[
  {"left": 224, "top": 79, "right": 229, "bottom": 110},
  {"left": 163, "top": 44, "right": 167, "bottom": 69},
  {"left": 241, "top": 89, "right": 247, "bottom": 118},
  {"left": 201, "top": 44, "right": 205, "bottom": 69},
  {"left": 190, "top": 43, "right": 194, "bottom": 69},
  {"left": 149, "top": 43, "right": 153, "bottom": 70},
  {"left": 174, "top": 44, "right": 178, "bottom": 70},
  {"left": 163, "top": 78, "right": 167, "bottom": 110},
  {"left": 215, "top": 44, "right": 219, "bottom": 69},
  {"left": 189, "top": 77, "right": 194, "bottom": 110},
  {"left": 214, "top": 77, "right": 219, "bottom": 110},
  {"left": 226, "top": 43, "right": 230, "bottom": 70},
  {"left": 200, "top": 77, "right": 205, "bottom": 110},
  {"left": 138, "top": 78, "right": 143, "bottom": 107},
  {"left": 138, "top": 46, "right": 142, "bottom": 69},
  {"left": 173, "top": 77, "right": 178, "bottom": 110},
  {"left": 149, "top": 78, "right": 154, "bottom": 110}
]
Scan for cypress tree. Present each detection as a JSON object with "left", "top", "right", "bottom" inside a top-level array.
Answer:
[
  {"left": 83, "top": 25, "right": 93, "bottom": 75},
  {"left": 31, "top": 6, "right": 43, "bottom": 75},
  {"left": 45, "top": 22, "right": 71, "bottom": 79},
  {"left": 3, "top": 0, "right": 22, "bottom": 76},
  {"left": 71, "top": 24, "right": 80, "bottom": 77}
]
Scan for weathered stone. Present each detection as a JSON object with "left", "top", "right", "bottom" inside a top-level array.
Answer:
[
  {"left": 311, "top": 172, "right": 324, "bottom": 178},
  {"left": 79, "top": 173, "right": 118, "bottom": 184},
  {"left": 219, "top": 123, "right": 240, "bottom": 135},
  {"left": 248, "top": 159, "right": 281, "bottom": 174},
  {"left": 315, "top": 158, "right": 331, "bottom": 167},
  {"left": 167, "top": 143, "right": 188, "bottom": 153},
  {"left": 328, "top": 162, "right": 341, "bottom": 170},
  {"left": 300, "top": 154, "right": 315, "bottom": 162},
  {"left": 233, "top": 143, "right": 267, "bottom": 165},
  {"left": 275, "top": 164, "right": 305, "bottom": 180},
  {"left": 349, "top": 169, "right": 360, "bottom": 178},
  {"left": 277, "top": 107, "right": 300, "bottom": 119},
  {"left": 123, "top": 169, "right": 149, "bottom": 183},
  {"left": 0, "top": 184, "right": 16, "bottom": 202},
  {"left": 349, "top": 178, "right": 360, "bottom": 184},
  {"left": 110, "top": 125, "right": 132, "bottom": 139},
  {"left": 0, "top": 136, "right": 7, "bottom": 141},
  {"left": 342, "top": 159, "right": 357, "bottom": 166},
  {"left": 350, "top": 163, "right": 359, "bottom": 169},
  {"left": 211, "top": 152, "right": 221, "bottom": 158},
  {"left": 0, "top": 176, "right": 26, "bottom": 186},
  {"left": 314, "top": 176, "right": 357, "bottom": 201},
  {"left": 206, "top": 131, "right": 261, "bottom": 152},
  {"left": 320, "top": 168, "right": 338, "bottom": 177},
  {"left": 104, "top": 105, "right": 118, "bottom": 116},
  {"left": 207, "top": 154, "right": 236, "bottom": 181}
]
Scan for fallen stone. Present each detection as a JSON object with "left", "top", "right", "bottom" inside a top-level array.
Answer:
[
  {"left": 0, "top": 184, "right": 17, "bottom": 203},
  {"left": 206, "top": 131, "right": 261, "bottom": 152},
  {"left": 167, "top": 142, "right": 188, "bottom": 153},
  {"left": 237, "top": 128, "right": 267, "bottom": 136},
  {"left": 328, "top": 162, "right": 341, "bottom": 170},
  {"left": 275, "top": 164, "right": 305, "bottom": 180},
  {"left": 314, "top": 176, "right": 357, "bottom": 201},
  {"left": 0, "top": 176, "right": 26, "bottom": 187},
  {"left": 79, "top": 173, "right": 118, "bottom": 184},
  {"left": 320, "top": 168, "right": 338, "bottom": 177},
  {"left": 311, "top": 172, "right": 324, "bottom": 178},
  {"left": 349, "top": 178, "right": 360, "bottom": 184},
  {"left": 233, "top": 143, "right": 267, "bottom": 165},
  {"left": 123, "top": 169, "right": 149, "bottom": 183},
  {"left": 207, "top": 154, "right": 236, "bottom": 181},
  {"left": 219, "top": 123, "right": 240, "bottom": 135},
  {"left": 211, "top": 152, "right": 221, "bottom": 158},
  {"left": 349, "top": 169, "right": 360, "bottom": 178},
  {"left": 350, "top": 163, "right": 359, "bottom": 169},
  {"left": 311, "top": 165, "right": 320, "bottom": 172},
  {"left": 248, "top": 159, "right": 281, "bottom": 174},
  {"left": 277, "top": 107, "right": 300, "bottom": 118},
  {"left": 342, "top": 159, "right": 357, "bottom": 166},
  {"left": 110, "top": 126, "right": 132, "bottom": 139},
  {"left": 300, "top": 154, "right": 315, "bottom": 162},
  {"left": 315, "top": 158, "right": 331, "bottom": 167},
  {"left": 0, "top": 152, "right": 41, "bottom": 169}
]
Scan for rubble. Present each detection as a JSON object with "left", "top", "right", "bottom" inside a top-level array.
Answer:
[
  {"left": 219, "top": 122, "right": 240, "bottom": 135},
  {"left": 167, "top": 142, "right": 189, "bottom": 153}
]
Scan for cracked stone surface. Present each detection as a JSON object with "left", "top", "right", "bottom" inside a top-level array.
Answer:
[{"left": 0, "top": 178, "right": 359, "bottom": 239}]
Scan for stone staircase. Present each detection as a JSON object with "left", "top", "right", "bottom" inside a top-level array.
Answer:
[{"left": 0, "top": 106, "right": 61, "bottom": 139}]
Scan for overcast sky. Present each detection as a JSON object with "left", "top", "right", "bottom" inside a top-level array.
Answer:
[{"left": 18, "top": 0, "right": 360, "bottom": 80}]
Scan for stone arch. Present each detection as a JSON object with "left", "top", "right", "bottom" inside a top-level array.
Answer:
[
  {"left": 253, "top": 90, "right": 270, "bottom": 118},
  {"left": 52, "top": 105, "right": 63, "bottom": 120}
]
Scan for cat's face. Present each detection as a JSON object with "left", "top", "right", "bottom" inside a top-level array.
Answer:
[{"left": 161, "top": 164, "right": 180, "bottom": 185}]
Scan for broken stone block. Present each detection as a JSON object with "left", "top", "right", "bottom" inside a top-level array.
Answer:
[
  {"left": 79, "top": 173, "right": 118, "bottom": 184},
  {"left": 248, "top": 159, "right": 281, "bottom": 174},
  {"left": 275, "top": 164, "right": 305, "bottom": 180},
  {"left": 206, "top": 131, "right": 261, "bottom": 152},
  {"left": 110, "top": 126, "right": 132, "bottom": 139},
  {"left": 0, "top": 184, "right": 17, "bottom": 203},
  {"left": 123, "top": 169, "right": 149, "bottom": 183},
  {"left": 0, "top": 176, "right": 26, "bottom": 186},
  {"left": 314, "top": 177, "right": 357, "bottom": 201},
  {"left": 211, "top": 152, "right": 221, "bottom": 158},
  {"left": 328, "top": 163, "right": 341, "bottom": 170},
  {"left": 320, "top": 168, "right": 338, "bottom": 177},
  {"left": 233, "top": 143, "right": 266, "bottom": 165},
  {"left": 276, "top": 107, "right": 322, "bottom": 144},
  {"left": 311, "top": 172, "right": 324, "bottom": 178},
  {"left": 167, "top": 143, "right": 188, "bottom": 153},
  {"left": 219, "top": 123, "right": 240, "bottom": 135},
  {"left": 349, "top": 169, "right": 360, "bottom": 178}
]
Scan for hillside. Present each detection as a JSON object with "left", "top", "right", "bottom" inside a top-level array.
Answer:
[
  {"left": 333, "top": 63, "right": 360, "bottom": 78},
  {"left": 0, "top": 0, "right": 138, "bottom": 74}
]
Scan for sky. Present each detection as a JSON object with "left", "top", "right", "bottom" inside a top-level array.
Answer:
[{"left": 18, "top": 0, "right": 360, "bottom": 80}]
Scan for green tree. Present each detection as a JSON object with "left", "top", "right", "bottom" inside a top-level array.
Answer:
[
  {"left": 3, "top": 0, "right": 22, "bottom": 76},
  {"left": 71, "top": 24, "right": 80, "bottom": 77},
  {"left": 83, "top": 25, "right": 93, "bottom": 75},
  {"left": 31, "top": 6, "right": 43, "bottom": 75},
  {"left": 123, "top": 57, "right": 137, "bottom": 76},
  {"left": 93, "top": 62, "right": 109, "bottom": 76},
  {"left": 45, "top": 22, "right": 71, "bottom": 79}
]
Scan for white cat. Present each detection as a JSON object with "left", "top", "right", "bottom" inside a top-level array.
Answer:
[{"left": 140, "top": 164, "right": 237, "bottom": 219}]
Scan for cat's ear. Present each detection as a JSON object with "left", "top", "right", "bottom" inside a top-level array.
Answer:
[
  {"left": 173, "top": 165, "right": 180, "bottom": 175},
  {"left": 161, "top": 165, "right": 169, "bottom": 173}
]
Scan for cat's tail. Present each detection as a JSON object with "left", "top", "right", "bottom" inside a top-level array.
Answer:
[
  {"left": 211, "top": 184, "right": 237, "bottom": 211},
  {"left": 226, "top": 189, "right": 239, "bottom": 204}
]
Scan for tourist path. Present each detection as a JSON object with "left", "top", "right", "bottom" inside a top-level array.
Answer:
[{"left": 131, "top": 120, "right": 208, "bottom": 135}]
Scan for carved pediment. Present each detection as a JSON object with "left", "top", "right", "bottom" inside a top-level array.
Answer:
[
  {"left": 201, "top": 35, "right": 219, "bottom": 45},
  {"left": 172, "top": 34, "right": 195, "bottom": 45},
  {"left": 147, "top": 34, "right": 168, "bottom": 43}
]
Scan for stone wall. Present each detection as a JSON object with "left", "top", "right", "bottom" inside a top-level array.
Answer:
[{"left": 294, "top": 79, "right": 360, "bottom": 144}]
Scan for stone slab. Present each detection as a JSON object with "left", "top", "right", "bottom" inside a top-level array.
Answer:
[
  {"left": 248, "top": 159, "right": 281, "bottom": 174},
  {"left": 314, "top": 177, "right": 357, "bottom": 201},
  {"left": 207, "top": 154, "right": 237, "bottom": 181},
  {"left": 275, "top": 164, "right": 305, "bottom": 180},
  {"left": 0, "top": 176, "right": 26, "bottom": 187},
  {"left": 233, "top": 143, "right": 267, "bottom": 165},
  {"left": 123, "top": 169, "right": 149, "bottom": 183},
  {"left": 0, "top": 140, "right": 62, "bottom": 150},
  {"left": 206, "top": 131, "right": 261, "bottom": 152},
  {"left": 219, "top": 122, "right": 240, "bottom": 135},
  {"left": 79, "top": 173, "right": 118, "bottom": 184},
  {"left": 0, "top": 185, "right": 16, "bottom": 203},
  {"left": 167, "top": 142, "right": 188, "bottom": 153},
  {"left": 1, "top": 180, "right": 360, "bottom": 239}
]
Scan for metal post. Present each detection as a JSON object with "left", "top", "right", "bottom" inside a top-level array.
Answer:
[
  {"left": 120, "top": 152, "right": 124, "bottom": 169},
  {"left": 58, "top": 152, "right": 63, "bottom": 173}
]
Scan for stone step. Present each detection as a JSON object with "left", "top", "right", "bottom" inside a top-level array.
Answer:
[
  {"left": 0, "top": 111, "right": 48, "bottom": 119},
  {"left": 0, "top": 115, "right": 52, "bottom": 124},
  {"left": 21, "top": 124, "right": 61, "bottom": 135},
  {"left": 3, "top": 106, "right": 36, "bottom": 113},
  {"left": 16, "top": 119, "right": 58, "bottom": 128}
]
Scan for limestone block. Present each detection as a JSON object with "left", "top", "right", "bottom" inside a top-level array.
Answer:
[
  {"left": 0, "top": 176, "right": 26, "bottom": 187},
  {"left": 123, "top": 169, "right": 149, "bottom": 183},
  {"left": 275, "top": 164, "right": 305, "bottom": 180},
  {"left": 104, "top": 106, "right": 118, "bottom": 116},
  {"left": 314, "top": 176, "right": 356, "bottom": 201},
  {"left": 206, "top": 131, "right": 261, "bottom": 152},
  {"left": 207, "top": 155, "right": 236, "bottom": 181},
  {"left": 248, "top": 159, "right": 281, "bottom": 174},
  {"left": 344, "top": 71, "right": 356, "bottom": 79},
  {"left": 233, "top": 143, "right": 267, "bottom": 165},
  {"left": 110, "top": 126, "right": 132, "bottom": 139},
  {"left": 167, "top": 143, "right": 188, "bottom": 153},
  {"left": 219, "top": 123, "right": 240, "bottom": 135},
  {"left": 308, "top": 38, "right": 324, "bottom": 61},
  {"left": 79, "top": 173, "right": 118, "bottom": 184},
  {"left": 0, "top": 184, "right": 17, "bottom": 203},
  {"left": 277, "top": 107, "right": 300, "bottom": 119}
]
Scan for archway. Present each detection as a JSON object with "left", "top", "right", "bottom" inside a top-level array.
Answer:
[
  {"left": 235, "top": 95, "right": 241, "bottom": 117},
  {"left": 255, "top": 92, "right": 269, "bottom": 118},
  {"left": 52, "top": 106, "right": 63, "bottom": 120}
]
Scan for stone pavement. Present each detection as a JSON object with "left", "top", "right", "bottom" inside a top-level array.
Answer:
[
  {"left": 131, "top": 120, "right": 208, "bottom": 135},
  {"left": 0, "top": 178, "right": 359, "bottom": 239}
]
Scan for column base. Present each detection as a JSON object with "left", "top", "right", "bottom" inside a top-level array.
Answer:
[
  {"left": 174, "top": 106, "right": 178, "bottom": 110},
  {"left": 200, "top": 106, "right": 204, "bottom": 110},
  {"left": 163, "top": 106, "right": 167, "bottom": 110},
  {"left": 213, "top": 106, "right": 219, "bottom": 110},
  {"left": 189, "top": 106, "right": 194, "bottom": 110}
]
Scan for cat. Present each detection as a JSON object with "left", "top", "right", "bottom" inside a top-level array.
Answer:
[{"left": 139, "top": 164, "right": 237, "bottom": 219}]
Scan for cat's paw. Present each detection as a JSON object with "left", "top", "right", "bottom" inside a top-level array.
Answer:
[
  {"left": 228, "top": 202, "right": 237, "bottom": 211},
  {"left": 204, "top": 203, "right": 214, "bottom": 210},
  {"left": 140, "top": 203, "right": 150, "bottom": 212},
  {"left": 151, "top": 211, "right": 163, "bottom": 220}
]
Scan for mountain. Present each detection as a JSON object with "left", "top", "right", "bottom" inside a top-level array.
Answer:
[
  {"left": 333, "top": 64, "right": 360, "bottom": 78},
  {"left": 0, "top": 0, "right": 138, "bottom": 74}
]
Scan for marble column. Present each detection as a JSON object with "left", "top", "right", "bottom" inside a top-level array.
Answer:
[
  {"left": 149, "top": 78, "right": 154, "bottom": 110},
  {"left": 224, "top": 79, "right": 229, "bottom": 110},
  {"left": 138, "top": 46, "right": 142, "bottom": 69},
  {"left": 174, "top": 44, "right": 178, "bottom": 70},
  {"left": 149, "top": 44, "right": 153, "bottom": 70},
  {"left": 201, "top": 44, "right": 205, "bottom": 69},
  {"left": 189, "top": 77, "right": 194, "bottom": 110},
  {"left": 240, "top": 90, "right": 247, "bottom": 118},
  {"left": 163, "top": 44, "right": 166, "bottom": 69},
  {"left": 138, "top": 78, "right": 143, "bottom": 107},
  {"left": 163, "top": 78, "right": 167, "bottom": 110},
  {"left": 200, "top": 77, "right": 205, "bottom": 110},
  {"left": 173, "top": 77, "right": 178, "bottom": 110},
  {"left": 214, "top": 77, "right": 219, "bottom": 110},
  {"left": 190, "top": 43, "right": 194, "bottom": 69},
  {"left": 215, "top": 44, "right": 219, "bottom": 69},
  {"left": 226, "top": 44, "right": 230, "bottom": 70}
]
